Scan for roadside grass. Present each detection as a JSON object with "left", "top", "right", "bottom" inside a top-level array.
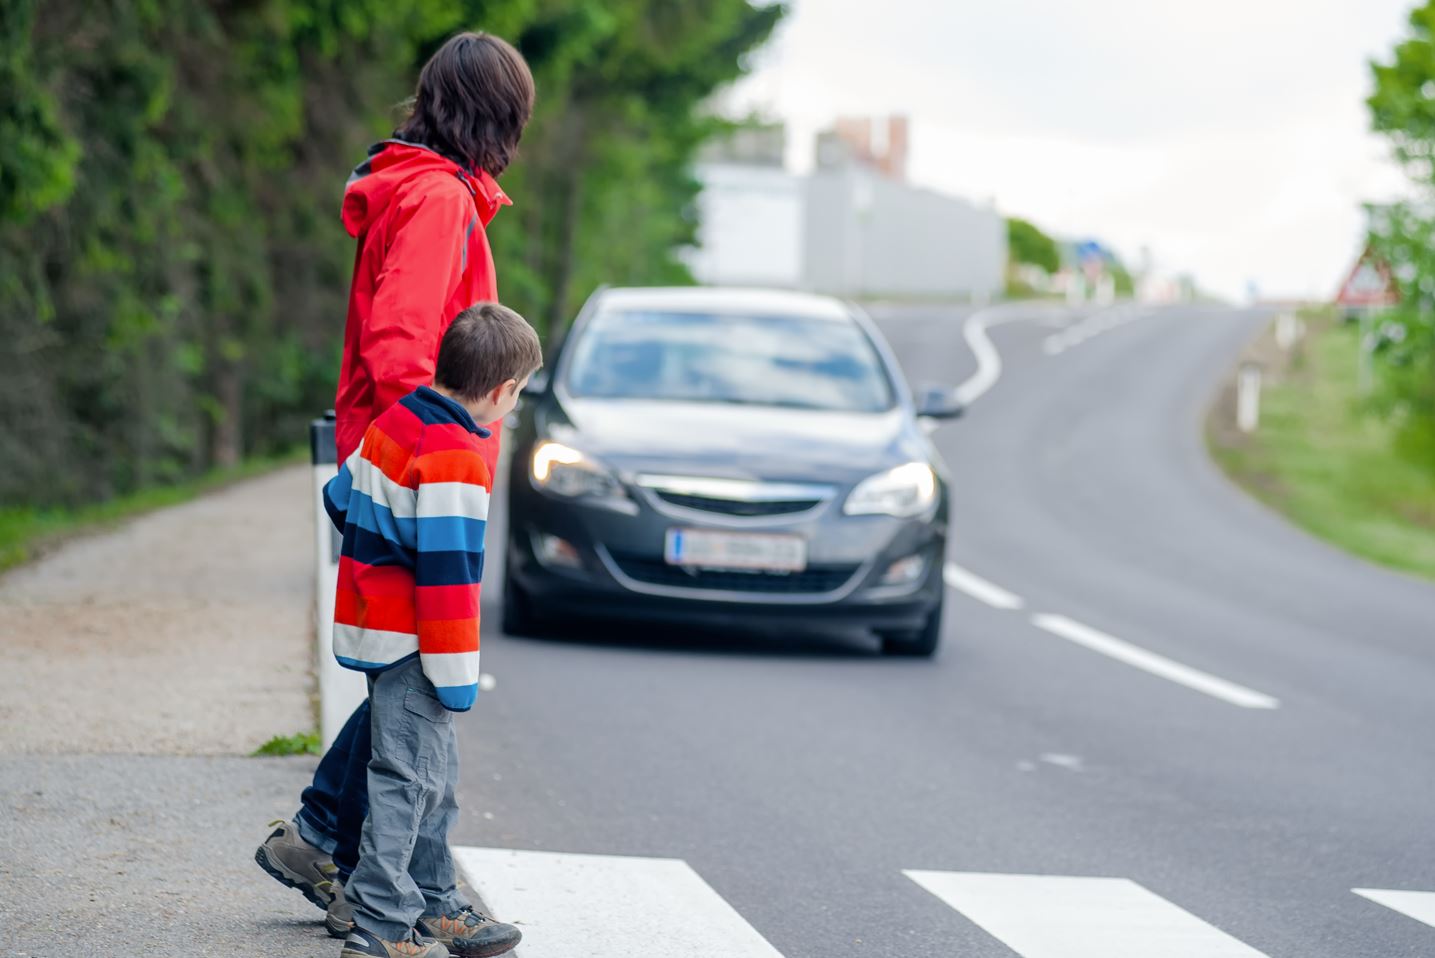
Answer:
[
  {"left": 0, "top": 449, "right": 304, "bottom": 573},
  {"left": 1208, "top": 315, "right": 1435, "bottom": 581},
  {"left": 254, "top": 729, "right": 322, "bottom": 757}
]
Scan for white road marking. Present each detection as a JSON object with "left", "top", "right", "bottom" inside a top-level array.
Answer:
[
  {"left": 943, "top": 562, "right": 1025, "bottom": 610},
  {"left": 954, "top": 308, "right": 1047, "bottom": 406},
  {"left": 1042, "top": 306, "right": 1142, "bottom": 356},
  {"left": 905, "top": 871, "right": 1271, "bottom": 958},
  {"left": 479, "top": 672, "right": 497, "bottom": 692},
  {"left": 1353, "top": 888, "right": 1435, "bottom": 929},
  {"left": 1030, "top": 614, "right": 1281, "bottom": 710},
  {"left": 1039, "top": 752, "right": 1083, "bottom": 771},
  {"left": 452, "top": 847, "right": 786, "bottom": 958}
]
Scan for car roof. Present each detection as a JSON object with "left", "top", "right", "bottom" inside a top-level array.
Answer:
[{"left": 593, "top": 286, "right": 855, "bottom": 323}]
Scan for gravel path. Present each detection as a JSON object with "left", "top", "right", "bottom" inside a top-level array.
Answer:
[{"left": 0, "top": 465, "right": 315, "bottom": 755}]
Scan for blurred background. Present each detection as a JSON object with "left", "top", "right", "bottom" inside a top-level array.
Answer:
[
  {"left": 3, "top": 0, "right": 1434, "bottom": 536},
  {"left": 5, "top": 3, "right": 1435, "bottom": 957}
]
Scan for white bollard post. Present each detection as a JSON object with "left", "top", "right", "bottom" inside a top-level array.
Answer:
[
  {"left": 1236, "top": 362, "right": 1262, "bottom": 434},
  {"left": 1095, "top": 274, "right": 1116, "bottom": 306},
  {"left": 1275, "top": 312, "right": 1299, "bottom": 350},
  {"left": 312, "top": 413, "right": 368, "bottom": 749}
]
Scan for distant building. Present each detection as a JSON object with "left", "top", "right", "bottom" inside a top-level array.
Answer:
[
  {"left": 685, "top": 119, "right": 1005, "bottom": 300},
  {"left": 686, "top": 162, "right": 806, "bottom": 288},
  {"left": 819, "top": 115, "right": 910, "bottom": 182}
]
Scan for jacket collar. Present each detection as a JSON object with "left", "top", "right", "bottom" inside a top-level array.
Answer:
[{"left": 415, "top": 386, "right": 492, "bottom": 439}]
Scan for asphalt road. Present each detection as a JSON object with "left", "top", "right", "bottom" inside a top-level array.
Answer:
[{"left": 454, "top": 302, "right": 1435, "bottom": 958}]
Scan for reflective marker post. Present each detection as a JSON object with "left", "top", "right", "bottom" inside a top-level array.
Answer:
[
  {"left": 311, "top": 412, "right": 368, "bottom": 749},
  {"left": 1236, "top": 362, "right": 1262, "bottom": 434}
]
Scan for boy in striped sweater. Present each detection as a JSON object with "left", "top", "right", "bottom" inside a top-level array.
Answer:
[{"left": 323, "top": 302, "right": 541, "bottom": 958}]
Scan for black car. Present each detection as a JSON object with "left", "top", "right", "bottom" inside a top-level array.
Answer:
[{"left": 502, "top": 287, "right": 960, "bottom": 655}]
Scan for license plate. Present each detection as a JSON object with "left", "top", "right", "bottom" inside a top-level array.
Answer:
[{"left": 664, "top": 528, "right": 807, "bottom": 572}]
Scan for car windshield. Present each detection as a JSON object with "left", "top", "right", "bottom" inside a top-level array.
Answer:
[{"left": 563, "top": 309, "right": 895, "bottom": 413}]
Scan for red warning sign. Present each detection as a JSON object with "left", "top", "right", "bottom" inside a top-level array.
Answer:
[{"left": 1335, "top": 245, "right": 1399, "bottom": 308}]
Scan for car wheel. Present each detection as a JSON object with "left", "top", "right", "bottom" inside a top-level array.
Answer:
[
  {"left": 500, "top": 557, "right": 544, "bottom": 637},
  {"left": 879, "top": 596, "right": 943, "bottom": 657}
]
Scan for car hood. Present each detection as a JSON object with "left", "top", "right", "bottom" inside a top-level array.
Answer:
[{"left": 541, "top": 397, "right": 924, "bottom": 486}]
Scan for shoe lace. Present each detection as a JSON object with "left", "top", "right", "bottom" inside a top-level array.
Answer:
[{"left": 440, "top": 907, "right": 493, "bottom": 931}]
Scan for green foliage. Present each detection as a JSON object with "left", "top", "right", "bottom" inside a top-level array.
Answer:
[
  {"left": 1005, "top": 216, "right": 1059, "bottom": 274},
  {"left": 254, "top": 729, "right": 322, "bottom": 756},
  {"left": 1367, "top": 4, "right": 1435, "bottom": 468},
  {"left": 1369, "top": 2, "right": 1435, "bottom": 180},
  {"left": 0, "top": 1, "right": 780, "bottom": 512}
]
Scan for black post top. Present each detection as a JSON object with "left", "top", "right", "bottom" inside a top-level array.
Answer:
[{"left": 310, "top": 416, "right": 337, "bottom": 465}]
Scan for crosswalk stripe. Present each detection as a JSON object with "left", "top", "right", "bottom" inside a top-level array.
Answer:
[
  {"left": 904, "top": 871, "right": 1270, "bottom": 957},
  {"left": 1353, "top": 888, "right": 1435, "bottom": 929},
  {"left": 452, "top": 846, "right": 786, "bottom": 958}
]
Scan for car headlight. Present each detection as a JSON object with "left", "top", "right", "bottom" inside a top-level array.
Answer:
[
  {"left": 843, "top": 462, "right": 937, "bottom": 518},
  {"left": 531, "top": 441, "right": 626, "bottom": 501}
]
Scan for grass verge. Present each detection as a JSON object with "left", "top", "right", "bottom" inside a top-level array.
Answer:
[
  {"left": 1208, "top": 315, "right": 1435, "bottom": 581},
  {"left": 254, "top": 729, "right": 322, "bottom": 756},
  {"left": 0, "top": 449, "right": 305, "bottom": 573}
]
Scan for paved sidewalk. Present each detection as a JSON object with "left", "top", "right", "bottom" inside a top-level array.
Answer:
[
  {"left": 0, "top": 465, "right": 314, "bottom": 755},
  {"left": 0, "top": 466, "right": 334, "bottom": 956},
  {"left": 0, "top": 755, "right": 330, "bottom": 957}
]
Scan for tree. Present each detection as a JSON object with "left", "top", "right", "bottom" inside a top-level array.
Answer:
[
  {"left": 1006, "top": 217, "right": 1060, "bottom": 274},
  {"left": 0, "top": 1, "right": 782, "bottom": 509},
  {"left": 1367, "top": 1, "right": 1435, "bottom": 467}
]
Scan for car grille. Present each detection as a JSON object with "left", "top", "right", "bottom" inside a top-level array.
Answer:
[
  {"left": 607, "top": 552, "right": 860, "bottom": 595},
  {"left": 653, "top": 490, "right": 824, "bottom": 517}
]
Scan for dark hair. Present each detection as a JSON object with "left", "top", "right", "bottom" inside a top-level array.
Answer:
[
  {"left": 395, "top": 32, "right": 535, "bottom": 176},
  {"left": 436, "top": 303, "right": 543, "bottom": 401}
]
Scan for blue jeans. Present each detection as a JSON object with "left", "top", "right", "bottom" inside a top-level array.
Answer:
[{"left": 295, "top": 700, "right": 370, "bottom": 882}]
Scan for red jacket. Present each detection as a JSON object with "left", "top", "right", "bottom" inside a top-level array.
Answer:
[{"left": 334, "top": 139, "right": 512, "bottom": 464}]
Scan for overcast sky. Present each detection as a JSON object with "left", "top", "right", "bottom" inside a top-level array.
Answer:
[{"left": 727, "top": 0, "right": 1419, "bottom": 299}]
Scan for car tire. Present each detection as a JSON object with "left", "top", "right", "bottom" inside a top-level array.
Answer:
[
  {"left": 879, "top": 596, "right": 943, "bottom": 657},
  {"left": 500, "top": 558, "right": 544, "bottom": 637}
]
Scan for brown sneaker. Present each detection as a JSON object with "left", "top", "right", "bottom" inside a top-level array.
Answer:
[
  {"left": 326, "top": 880, "right": 356, "bottom": 938},
  {"left": 340, "top": 927, "right": 449, "bottom": 958},
  {"left": 417, "top": 908, "right": 522, "bottom": 958},
  {"left": 254, "top": 819, "right": 338, "bottom": 910}
]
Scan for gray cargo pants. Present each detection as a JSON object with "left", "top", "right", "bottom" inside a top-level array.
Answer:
[{"left": 346, "top": 657, "right": 469, "bottom": 940}]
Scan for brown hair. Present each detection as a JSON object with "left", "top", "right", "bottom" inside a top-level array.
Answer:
[
  {"left": 395, "top": 32, "right": 535, "bottom": 176},
  {"left": 436, "top": 303, "right": 543, "bottom": 401}
]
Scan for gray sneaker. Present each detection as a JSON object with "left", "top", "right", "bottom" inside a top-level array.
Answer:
[
  {"left": 340, "top": 927, "right": 449, "bottom": 958},
  {"left": 417, "top": 908, "right": 522, "bottom": 958},
  {"left": 254, "top": 819, "right": 338, "bottom": 910},
  {"left": 326, "top": 880, "right": 355, "bottom": 939}
]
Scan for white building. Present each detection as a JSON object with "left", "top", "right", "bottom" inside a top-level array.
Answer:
[{"left": 684, "top": 122, "right": 1006, "bottom": 300}]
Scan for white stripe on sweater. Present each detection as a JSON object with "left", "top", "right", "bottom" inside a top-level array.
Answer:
[
  {"left": 349, "top": 454, "right": 418, "bottom": 520},
  {"left": 333, "top": 622, "right": 418, "bottom": 666},
  {"left": 420, "top": 650, "right": 481, "bottom": 689},
  {"left": 416, "top": 481, "right": 491, "bottom": 521}
]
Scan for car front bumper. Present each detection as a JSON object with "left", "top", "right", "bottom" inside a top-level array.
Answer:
[{"left": 505, "top": 485, "right": 946, "bottom": 632}]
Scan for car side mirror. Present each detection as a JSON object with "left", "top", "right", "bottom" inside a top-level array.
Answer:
[{"left": 916, "top": 384, "right": 963, "bottom": 420}]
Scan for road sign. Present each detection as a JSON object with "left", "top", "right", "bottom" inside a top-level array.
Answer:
[{"left": 1335, "top": 245, "right": 1398, "bottom": 308}]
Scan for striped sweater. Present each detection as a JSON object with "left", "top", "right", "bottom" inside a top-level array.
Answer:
[{"left": 323, "top": 386, "right": 491, "bottom": 711}]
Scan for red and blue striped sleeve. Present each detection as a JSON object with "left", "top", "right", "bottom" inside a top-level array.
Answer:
[{"left": 412, "top": 434, "right": 491, "bottom": 711}]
